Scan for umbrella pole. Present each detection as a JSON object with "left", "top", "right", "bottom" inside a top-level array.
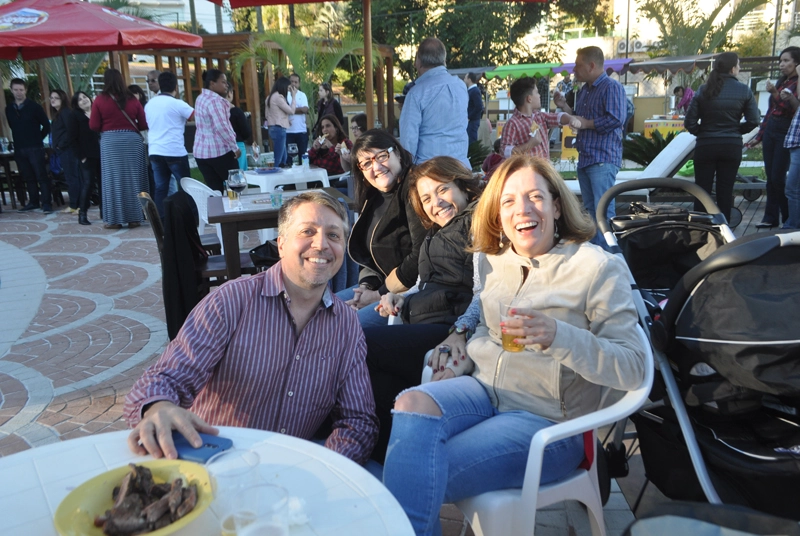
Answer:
[
  {"left": 363, "top": 0, "right": 374, "bottom": 129},
  {"left": 38, "top": 61, "right": 51, "bottom": 121},
  {"left": 62, "top": 47, "right": 74, "bottom": 96}
]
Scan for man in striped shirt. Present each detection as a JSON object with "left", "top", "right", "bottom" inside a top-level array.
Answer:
[
  {"left": 124, "top": 191, "right": 379, "bottom": 465},
  {"left": 555, "top": 46, "right": 627, "bottom": 241}
]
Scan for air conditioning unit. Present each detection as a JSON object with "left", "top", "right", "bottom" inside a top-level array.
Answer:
[
  {"left": 633, "top": 40, "right": 645, "bottom": 52},
  {"left": 617, "top": 40, "right": 629, "bottom": 53}
]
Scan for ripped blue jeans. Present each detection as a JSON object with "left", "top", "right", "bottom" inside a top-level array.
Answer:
[{"left": 382, "top": 376, "right": 584, "bottom": 536}]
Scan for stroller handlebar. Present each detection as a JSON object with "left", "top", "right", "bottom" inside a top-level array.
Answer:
[{"left": 596, "top": 178, "right": 724, "bottom": 234}]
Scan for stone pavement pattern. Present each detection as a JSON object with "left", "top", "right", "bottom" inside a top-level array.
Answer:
[{"left": 0, "top": 207, "right": 167, "bottom": 455}]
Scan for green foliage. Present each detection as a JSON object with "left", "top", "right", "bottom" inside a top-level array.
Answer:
[
  {"left": 734, "top": 26, "right": 772, "bottom": 58},
  {"left": 168, "top": 21, "right": 208, "bottom": 35},
  {"left": 346, "top": 0, "right": 608, "bottom": 80},
  {"left": 231, "top": 29, "right": 375, "bottom": 127},
  {"left": 467, "top": 141, "right": 490, "bottom": 172},
  {"left": 639, "top": 0, "right": 769, "bottom": 57},
  {"left": 622, "top": 131, "right": 677, "bottom": 167}
]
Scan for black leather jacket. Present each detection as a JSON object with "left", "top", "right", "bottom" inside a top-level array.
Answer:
[
  {"left": 684, "top": 75, "right": 760, "bottom": 144},
  {"left": 401, "top": 202, "right": 475, "bottom": 325},
  {"left": 348, "top": 173, "right": 426, "bottom": 293}
]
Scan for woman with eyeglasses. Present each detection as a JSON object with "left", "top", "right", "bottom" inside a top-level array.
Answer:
[
  {"left": 339, "top": 113, "right": 367, "bottom": 173},
  {"left": 336, "top": 130, "right": 426, "bottom": 327}
]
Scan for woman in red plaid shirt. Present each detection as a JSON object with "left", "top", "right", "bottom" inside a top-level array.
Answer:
[{"left": 309, "top": 114, "right": 353, "bottom": 176}]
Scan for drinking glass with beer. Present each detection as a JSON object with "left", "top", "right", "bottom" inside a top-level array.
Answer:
[{"left": 499, "top": 297, "right": 532, "bottom": 352}]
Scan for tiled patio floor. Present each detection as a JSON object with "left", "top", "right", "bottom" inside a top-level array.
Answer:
[{"left": 0, "top": 189, "right": 771, "bottom": 535}]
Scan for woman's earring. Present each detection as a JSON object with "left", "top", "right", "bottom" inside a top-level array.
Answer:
[
  {"left": 553, "top": 221, "right": 560, "bottom": 240},
  {"left": 499, "top": 231, "right": 504, "bottom": 248}
]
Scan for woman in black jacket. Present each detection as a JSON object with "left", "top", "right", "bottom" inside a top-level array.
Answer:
[
  {"left": 68, "top": 91, "right": 101, "bottom": 225},
  {"left": 685, "top": 52, "right": 760, "bottom": 222},
  {"left": 50, "top": 89, "right": 81, "bottom": 215},
  {"left": 336, "top": 130, "right": 426, "bottom": 327},
  {"left": 362, "top": 156, "right": 482, "bottom": 462},
  {"left": 312, "top": 82, "right": 344, "bottom": 138}
]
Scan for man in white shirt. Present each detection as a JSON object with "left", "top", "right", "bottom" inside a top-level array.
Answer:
[
  {"left": 144, "top": 71, "right": 195, "bottom": 217},
  {"left": 287, "top": 73, "right": 310, "bottom": 155}
]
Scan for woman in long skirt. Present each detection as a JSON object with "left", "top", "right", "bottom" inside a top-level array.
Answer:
[{"left": 90, "top": 69, "right": 149, "bottom": 229}]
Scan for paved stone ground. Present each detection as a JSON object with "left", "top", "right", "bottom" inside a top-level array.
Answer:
[{"left": 0, "top": 191, "right": 772, "bottom": 535}]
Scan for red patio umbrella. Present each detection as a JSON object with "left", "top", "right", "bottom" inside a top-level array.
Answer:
[
  {"left": 0, "top": 0, "right": 203, "bottom": 93},
  {"left": 209, "top": 0, "right": 545, "bottom": 129}
]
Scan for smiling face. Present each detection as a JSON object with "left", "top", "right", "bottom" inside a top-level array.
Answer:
[
  {"left": 321, "top": 119, "right": 337, "bottom": 142},
  {"left": 499, "top": 168, "right": 561, "bottom": 258},
  {"left": 77, "top": 93, "right": 92, "bottom": 112},
  {"left": 416, "top": 176, "right": 469, "bottom": 227},
  {"left": 277, "top": 202, "right": 345, "bottom": 290},
  {"left": 779, "top": 52, "right": 798, "bottom": 77},
  {"left": 357, "top": 147, "right": 403, "bottom": 192}
]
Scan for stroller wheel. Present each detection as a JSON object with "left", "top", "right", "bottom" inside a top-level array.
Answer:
[
  {"left": 743, "top": 189, "right": 762, "bottom": 202},
  {"left": 728, "top": 207, "right": 742, "bottom": 229}
]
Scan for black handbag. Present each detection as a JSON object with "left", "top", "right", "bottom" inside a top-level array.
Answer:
[{"left": 249, "top": 240, "right": 280, "bottom": 268}]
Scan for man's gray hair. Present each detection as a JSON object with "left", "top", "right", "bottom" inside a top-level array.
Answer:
[
  {"left": 417, "top": 37, "right": 447, "bottom": 68},
  {"left": 277, "top": 191, "right": 349, "bottom": 238},
  {"left": 577, "top": 46, "right": 605, "bottom": 69}
]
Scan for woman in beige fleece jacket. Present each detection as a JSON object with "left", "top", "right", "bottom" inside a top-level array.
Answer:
[{"left": 382, "top": 155, "right": 646, "bottom": 536}]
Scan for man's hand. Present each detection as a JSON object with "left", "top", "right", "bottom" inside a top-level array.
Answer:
[
  {"left": 345, "top": 285, "right": 380, "bottom": 310},
  {"left": 127, "top": 401, "right": 219, "bottom": 460}
]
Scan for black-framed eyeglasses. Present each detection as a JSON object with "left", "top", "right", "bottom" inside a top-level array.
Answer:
[{"left": 357, "top": 147, "right": 394, "bottom": 171}]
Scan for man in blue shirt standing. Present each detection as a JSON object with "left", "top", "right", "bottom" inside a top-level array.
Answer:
[
  {"left": 555, "top": 47, "right": 626, "bottom": 241},
  {"left": 465, "top": 72, "right": 483, "bottom": 145},
  {"left": 400, "top": 37, "right": 470, "bottom": 170}
]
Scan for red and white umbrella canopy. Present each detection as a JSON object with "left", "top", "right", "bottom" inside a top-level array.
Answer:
[{"left": 0, "top": 0, "right": 203, "bottom": 60}]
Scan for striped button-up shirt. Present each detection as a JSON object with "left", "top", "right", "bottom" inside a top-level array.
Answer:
[
  {"left": 574, "top": 72, "right": 627, "bottom": 169},
  {"left": 124, "top": 263, "right": 378, "bottom": 464},
  {"left": 192, "top": 88, "right": 238, "bottom": 159}
]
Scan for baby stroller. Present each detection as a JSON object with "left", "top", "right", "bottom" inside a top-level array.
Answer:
[{"left": 597, "top": 179, "right": 800, "bottom": 520}]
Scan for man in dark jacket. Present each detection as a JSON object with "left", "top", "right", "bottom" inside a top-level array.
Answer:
[
  {"left": 465, "top": 72, "right": 483, "bottom": 144},
  {"left": 6, "top": 78, "right": 52, "bottom": 213}
]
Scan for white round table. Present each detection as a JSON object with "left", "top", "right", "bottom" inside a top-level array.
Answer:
[{"left": 0, "top": 426, "right": 413, "bottom": 536}]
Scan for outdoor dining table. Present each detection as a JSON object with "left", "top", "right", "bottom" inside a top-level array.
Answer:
[
  {"left": 244, "top": 166, "right": 330, "bottom": 193},
  {"left": 207, "top": 187, "right": 354, "bottom": 280},
  {"left": 0, "top": 426, "right": 413, "bottom": 536}
]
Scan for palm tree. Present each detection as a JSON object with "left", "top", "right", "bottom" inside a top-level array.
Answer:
[{"left": 231, "top": 29, "right": 378, "bottom": 128}]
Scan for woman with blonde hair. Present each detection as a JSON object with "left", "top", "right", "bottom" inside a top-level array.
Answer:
[{"left": 382, "top": 155, "right": 646, "bottom": 536}]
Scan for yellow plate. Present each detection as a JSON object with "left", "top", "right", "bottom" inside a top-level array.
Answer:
[{"left": 54, "top": 459, "right": 212, "bottom": 536}]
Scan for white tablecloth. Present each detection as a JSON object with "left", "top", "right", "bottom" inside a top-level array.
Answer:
[
  {"left": 0, "top": 427, "right": 412, "bottom": 536},
  {"left": 245, "top": 167, "right": 330, "bottom": 193}
]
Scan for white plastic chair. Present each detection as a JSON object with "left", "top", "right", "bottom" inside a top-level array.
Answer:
[
  {"left": 180, "top": 177, "right": 234, "bottom": 254},
  {"left": 243, "top": 168, "right": 332, "bottom": 243},
  {"left": 454, "top": 325, "right": 654, "bottom": 536}
]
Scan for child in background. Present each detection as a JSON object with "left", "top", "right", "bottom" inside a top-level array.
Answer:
[
  {"left": 481, "top": 138, "right": 504, "bottom": 182},
  {"left": 500, "top": 76, "right": 580, "bottom": 160}
]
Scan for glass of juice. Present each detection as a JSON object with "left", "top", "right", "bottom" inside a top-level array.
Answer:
[{"left": 499, "top": 297, "right": 533, "bottom": 352}]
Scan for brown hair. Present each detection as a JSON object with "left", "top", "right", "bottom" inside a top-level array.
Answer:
[
  {"left": 408, "top": 157, "right": 483, "bottom": 229},
  {"left": 319, "top": 114, "right": 347, "bottom": 144},
  {"left": 470, "top": 155, "right": 595, "bottom": 255},
  {"left": 278, "top": 190, "right": 349, "bottom": 238}
]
